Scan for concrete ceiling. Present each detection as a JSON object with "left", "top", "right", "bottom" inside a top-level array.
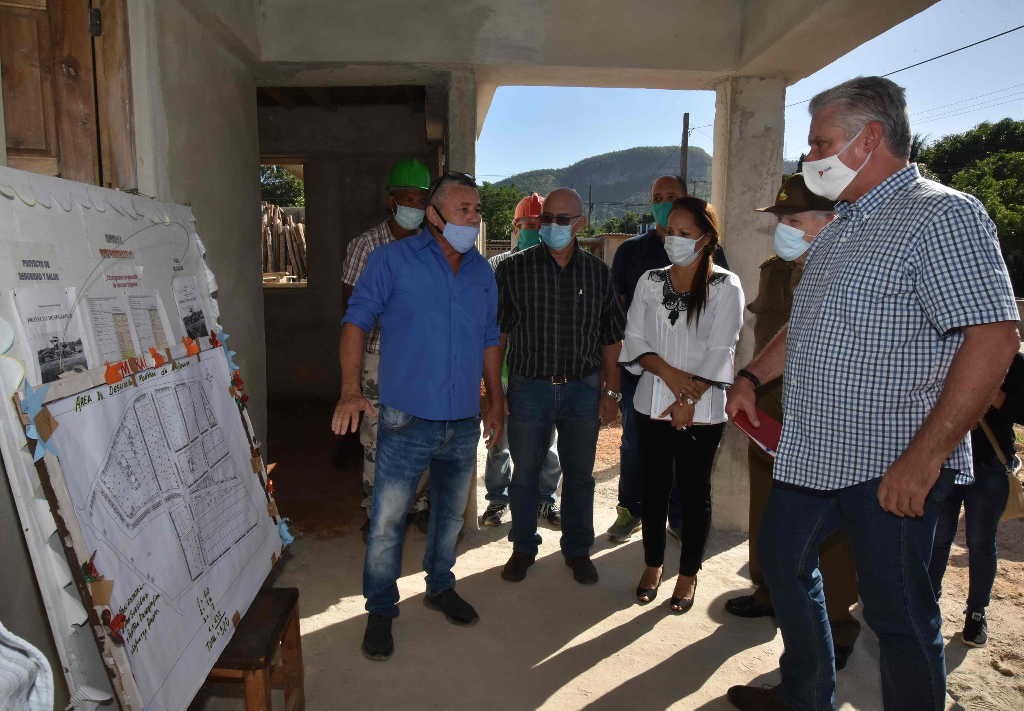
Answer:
[{"left": 185, "top": 0, "right": 939, "bottom": 133}]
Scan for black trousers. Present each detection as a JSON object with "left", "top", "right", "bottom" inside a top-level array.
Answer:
[{"left": 637, "top": 414, "right": 725, "bottom": 576}]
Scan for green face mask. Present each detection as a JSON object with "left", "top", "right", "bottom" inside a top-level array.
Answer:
[
  {"left": 517, "top": 228, "right": 541, "bottom": 250},
  {"left": 651, "top": 201, "right": 673, "bottom": 228}
]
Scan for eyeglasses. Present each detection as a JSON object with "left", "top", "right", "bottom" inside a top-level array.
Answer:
[{"left": 539, "top": 214, "right": 581, "bottom": 226}]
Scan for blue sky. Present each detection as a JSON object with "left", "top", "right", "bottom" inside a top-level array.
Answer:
[{"left": 475, "top": 0, "right": 1024, "bottom": 181}]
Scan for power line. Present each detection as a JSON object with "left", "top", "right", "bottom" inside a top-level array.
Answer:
[
  {"left": 914, "top": 95, "right": 1024, "bottom": 126},
  {"left": 785, "top": 23, "right": 1024, "bottom": 109}
]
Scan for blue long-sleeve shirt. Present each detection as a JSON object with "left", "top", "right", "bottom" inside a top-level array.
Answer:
[{"left": 342, "top": 229, "right": 500, "bottom": 420}]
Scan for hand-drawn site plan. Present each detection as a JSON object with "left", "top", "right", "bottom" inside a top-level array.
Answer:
[{"left": 47, "top": 350, "right": 281, "bottom": 710}]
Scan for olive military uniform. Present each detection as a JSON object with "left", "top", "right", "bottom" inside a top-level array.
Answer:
[{"left": 746, "top": 255, "right": 861, "bottom": 650}]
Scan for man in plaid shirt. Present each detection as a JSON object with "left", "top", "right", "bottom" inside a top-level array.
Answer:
[
  {"left": 341, "top": 159, "right": 432, "bottom": 537},
  {"left": 726, "top": 77, "right": 1019, "bottom": 711}
]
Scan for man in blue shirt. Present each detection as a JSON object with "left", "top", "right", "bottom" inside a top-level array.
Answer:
[{"left": 333, "top": 172, "right": 505, "bottom": 662}]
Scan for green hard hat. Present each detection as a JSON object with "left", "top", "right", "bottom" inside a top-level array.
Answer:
[{"left": 387, "top": 159, "right": 431, "bottom": 190}]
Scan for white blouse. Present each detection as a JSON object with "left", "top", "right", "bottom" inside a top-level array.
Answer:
[{"left": 619, "top": 265, "right": 744, "bottom": 424}]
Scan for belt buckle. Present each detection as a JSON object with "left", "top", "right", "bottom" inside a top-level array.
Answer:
[{"left": 550, "top": 375, "right": 568, "bottom": 385}]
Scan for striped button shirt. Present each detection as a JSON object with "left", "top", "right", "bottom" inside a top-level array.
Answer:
[
  {"left": 777, "top": 165, "right": 1018, "bottom": 490},
  {"left": 342, "top": 220, "right": 395, "bottom": 354},
  {"left": 496, "top": 243, "right": 626, "bottom": 380}
]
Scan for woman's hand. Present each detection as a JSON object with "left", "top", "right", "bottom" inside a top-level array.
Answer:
[
  {"left": 659, "top": 399, "right": 695, "bottom": 430},
  {"left": 660, "top": 366, "right": 705, "bottom": 404}
]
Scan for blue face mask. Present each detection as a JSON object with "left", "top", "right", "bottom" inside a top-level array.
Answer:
[
  {"left": 651, "top": 201, "right": 673, "bottom": 228},
  {"left": 773, "top": 222, "right": 811, "bottom": 261},
  {"left": 434, "top": 208, "right": 479, "bottom": 253},
  {"left": 539, "top": 223, "right": 574, "bottom": 250}
]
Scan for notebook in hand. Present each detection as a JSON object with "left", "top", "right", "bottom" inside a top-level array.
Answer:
[{"left": 732, "top": 409, "right": 782, "bottom": 457}]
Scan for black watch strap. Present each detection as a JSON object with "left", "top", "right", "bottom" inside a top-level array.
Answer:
[{"left": 736, "top": 368, "right": 762, "bottom": 389}]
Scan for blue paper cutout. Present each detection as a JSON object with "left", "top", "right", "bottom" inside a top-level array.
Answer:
[
  {"left": 277, "top": 518, "right": 295, "bottom": 545},
  {"left": 25, "top": 423, "right": 58, "bottom": 462},
  {"left": 20, "top": 380, "right": 48, "bottom": 419},
  {"left": 218, "top": 331, "right": 240, "bottom": 372}
]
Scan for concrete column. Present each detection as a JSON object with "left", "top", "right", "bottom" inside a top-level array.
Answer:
[
  {"left": 447, "top": 69, "right": 477, "bottom": 174},
  {"left": 710, "top": 76, "right": 785, "bottom": 532}
]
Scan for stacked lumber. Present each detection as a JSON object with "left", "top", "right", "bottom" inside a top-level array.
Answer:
[{"left": 261, "top": 202, "right": 308, "bottom": 283}]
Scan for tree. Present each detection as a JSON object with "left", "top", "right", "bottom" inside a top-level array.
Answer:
[
  {"left": 259, "top": 165, "right": 305, "bottom": 206},
  {"left": 953, "top": 151, "right": 1024, "bottom": 246},
  {"left": 479, "top": 182, "right": 525, "bottom": 246},
  {"left": 909, "top": 133, "right": 929, "bottom": 164},
  {"left": 917, "top": 118, "right": 1024, "bottom": 184}
]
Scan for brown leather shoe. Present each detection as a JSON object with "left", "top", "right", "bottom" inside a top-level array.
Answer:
[{"left": 726, "top": 685, "right": 790, "bottom": 710}]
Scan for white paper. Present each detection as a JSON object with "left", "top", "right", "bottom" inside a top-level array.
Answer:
[
  {"left": 8, "top": 241, "right": 62, "bottom": 283},
  {"left": 172, "top": 276, "right": 208, "bottom": 339},
  {"left": 650, "top": 375, "right": 676, "bottom": 421},
  {"left": 84, "top": 294, "right": 139, "bottom": 363},
  {"left": 11, "top": 287, "right": 90, "bottom": 384},
  {"left": 128, "top": 291, "right": 171, "bottom": 353},
  {"left": 47, "top": 351, "right": 280, "bottom": 711}
]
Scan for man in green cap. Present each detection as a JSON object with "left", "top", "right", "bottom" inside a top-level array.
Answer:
[
  {"left": 341, "top": 158, "right": 431, "bottom": 537},
  {"left": 725, "top": 172, "right": 861, "bottom": 669}
]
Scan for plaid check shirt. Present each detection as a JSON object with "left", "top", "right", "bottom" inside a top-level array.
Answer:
[
  {"left": 342, "top": 220, "right": 395, "bottom": 354},
  {"left": 776, "top": 165, "right": 1018, "bottom": 490}
]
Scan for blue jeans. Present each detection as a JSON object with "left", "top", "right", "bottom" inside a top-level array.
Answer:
[
  {"left": 363, "top": 405, "right": 478, "bottom": 617},
  {"left": 760, "top": 471, "right": 956, "bottom": 711},
  {"left": 507, "top": 373, "right": 599, "bottom": 558},
  {"left": 484, "top": 414, "right": 560, "bottom": 505},
  {"left": 617, "top": 367, "right": 682, "bottom": 528},
  {"left": 929, "top": 455, "right": 1009, "bottom": 612}
]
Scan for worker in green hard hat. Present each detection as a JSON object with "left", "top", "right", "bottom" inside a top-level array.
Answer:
[{"left": 341, "top": 158, "right": 432, "bottom": 539}]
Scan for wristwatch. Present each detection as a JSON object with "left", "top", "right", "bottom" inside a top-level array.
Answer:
[{"left": 604, "top": 389, "right": 623, "bottom": 403}]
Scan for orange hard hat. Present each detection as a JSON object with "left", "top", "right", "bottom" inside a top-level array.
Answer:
[{"left": 514, "top": 193, "right": 544, "bottom": 220}]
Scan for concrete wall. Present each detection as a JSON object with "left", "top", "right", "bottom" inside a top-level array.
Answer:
[
  {"left": 710, "top": 76, "right": 787, "bottom": 532},
  {"left": 130, "top": 0, "right": 267, "bottom": 445},
  {"left": 258, "top": 104, "right": 431, "bottom": 403}
]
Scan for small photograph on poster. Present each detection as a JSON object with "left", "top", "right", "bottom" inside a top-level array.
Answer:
[
  {"left": 173, "top": 276, "right": 209, "bottom": 339},
  {"left": 12, "top": 287, "right": 90, "bottom": 384},
  {"left": 128, "top": 290, "right": 172, "bottom": 352},
  {"left": 84, "top": 294, "right": 139, "bottom": 364}
]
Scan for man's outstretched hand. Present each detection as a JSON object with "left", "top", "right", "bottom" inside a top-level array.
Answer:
[{"left": 726, "top": 378, "right": 759, "bottom": 427}]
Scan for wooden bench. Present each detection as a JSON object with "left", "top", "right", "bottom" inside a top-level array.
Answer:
[{"left": 205, "top": 587, "right": 304, "bottom": 711}]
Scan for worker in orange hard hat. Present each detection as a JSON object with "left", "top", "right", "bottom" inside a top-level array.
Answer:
[{"left": 481, "top": 191, "right": 563, "bottom": 529}]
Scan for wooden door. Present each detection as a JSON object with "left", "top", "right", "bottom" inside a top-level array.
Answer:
[{"left": 0, "top": 0, "right": 135, "bottom": 188}]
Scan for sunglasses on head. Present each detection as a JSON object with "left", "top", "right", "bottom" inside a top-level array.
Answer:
[{"left": 539, "top": 213, "right": 581, "bottom": 226}]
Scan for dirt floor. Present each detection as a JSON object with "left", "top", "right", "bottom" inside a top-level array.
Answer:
[{"left": 193, "top": 405, "right": 1024, "bottom": 710}]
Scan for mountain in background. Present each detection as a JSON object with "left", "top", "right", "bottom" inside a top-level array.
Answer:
[{"left": 495, "top": 146, "right": 798, "bottom": 225}]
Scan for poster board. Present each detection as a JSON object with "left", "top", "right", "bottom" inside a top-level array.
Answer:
[{"left": 0, "top": 167, "right": 284, "bottom": 710}]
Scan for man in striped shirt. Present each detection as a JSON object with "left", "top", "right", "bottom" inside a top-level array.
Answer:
[{"left": 496, "top": 188, "right": 626, "bottom": 585}]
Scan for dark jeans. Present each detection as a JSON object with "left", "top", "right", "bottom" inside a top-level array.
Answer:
[
  {"left": 929, "top": 455, "right": 1009, "bottom": 612},
  {"left": 363, "top": 406, "right": 478, "bottom": 617},
  {"left": 617, "top": 367, "right": 682, "bottom": 528},
  {"left": 637, "top": 415, "right": 724, "bottom": 576},
  {"left": 759, "top": 471, "right": 956, "bottom": 711},
  {"left": 507, "top": 373, "right": 600, "bottom": 558}
]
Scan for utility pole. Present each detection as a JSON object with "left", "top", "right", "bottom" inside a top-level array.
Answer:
[{"left": 680, "top": 112, "right": 690, "bottom": 193}]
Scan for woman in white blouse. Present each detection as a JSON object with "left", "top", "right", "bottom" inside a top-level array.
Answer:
[{"left": 619, "top": 197, "right": 744, "bottom": 612}]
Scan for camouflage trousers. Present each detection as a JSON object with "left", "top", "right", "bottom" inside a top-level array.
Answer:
[{"left": 360, "top": 351, "right": 430, "bottom": 513}]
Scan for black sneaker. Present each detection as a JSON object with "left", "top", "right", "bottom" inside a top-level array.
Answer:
[
  {"left": 962, "top": 610, "right": 988, "bottom": 647},
  {"left": 361, "top": 614, "right": 394, "bottom": 661},
  {"left": 424, "top": 588, "right": 479, "bottom": 626},
  {"left": 501, "top": 551, "right": 536, "bottom": 582},
  {"left": 480, "top": 502, "right": 507, "bottom": 527},
  {"left": 538, "top": 502, "right": 561, "bottom": 528},
  {"left": 727, "top": 684, "right": 790, "bottom": 710},
  {"left": 565, "top": 556, "right": 599, "bottom": 585}
]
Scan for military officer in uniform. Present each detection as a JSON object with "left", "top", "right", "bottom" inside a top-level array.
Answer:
[{"left": 725, "top": 173, "right": 862, "bottom": 669}]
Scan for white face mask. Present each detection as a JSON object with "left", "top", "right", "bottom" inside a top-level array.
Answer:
[
  {"left": 773, "top": 222, "right": 810, "bottom": 261},
  {"left": 802, "top": 126, "right": 873, "bottom": 201},
  {"left": 664, "top": 235, "right": 704, "bottom": 266},
  {"left": 393, "top": 204, "right": 425, "bottom": 230}
]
